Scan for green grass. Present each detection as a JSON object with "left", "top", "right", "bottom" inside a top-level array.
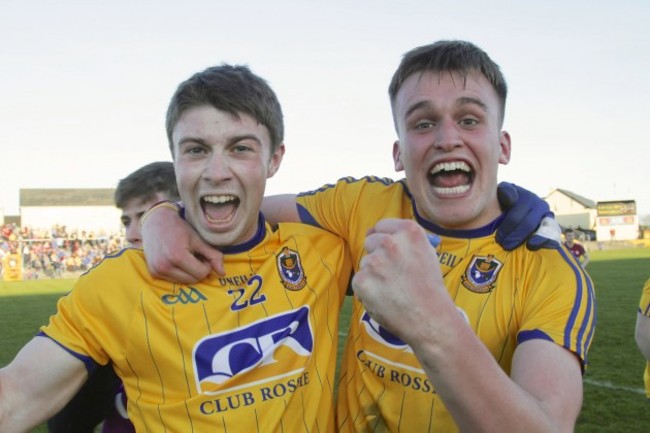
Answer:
[
  {"left": 576, "top": 247, "right": 650, "bottom": 431},
  {"left": 3, "top": 249, "right": 650, "bottom": 431},
  {"left": 0, "top": 278, "right": 73, "bottom": 433}
]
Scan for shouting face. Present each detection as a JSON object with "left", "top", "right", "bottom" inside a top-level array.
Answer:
[
  {"left": 392, "top": 70, "right": 511, "bottom": 229},
  {"left": 172, "top": 105, "right": 284, "bottom": 247}
]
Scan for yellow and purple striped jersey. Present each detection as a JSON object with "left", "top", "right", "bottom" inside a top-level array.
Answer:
[
  {"left": 638, "top": 278, "right": 650, "bottom": 398},
  {"left": 41, "top": 219, "right": 351, "bottom": 432},
  {"left": 297, "top": 176, "right": 596, "bottom": 433}
]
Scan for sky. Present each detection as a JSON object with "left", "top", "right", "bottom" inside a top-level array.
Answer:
[{"left": 1, "top": 0, "right": 649, "bottom": 218}]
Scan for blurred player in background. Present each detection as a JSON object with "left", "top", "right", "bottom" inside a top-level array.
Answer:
[{"left": 564, "top": 228, "right": 590, "bottom": 268}]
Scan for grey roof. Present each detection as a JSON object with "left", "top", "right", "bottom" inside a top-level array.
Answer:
[
  {"left": 20, "top": 189, "right": 116, "bottom": 207},
  {"left": 553, "top": 188, "right": 597, "bottom": 209}
]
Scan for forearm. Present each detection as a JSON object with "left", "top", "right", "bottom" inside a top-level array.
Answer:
[
  {"left": 410, "top": 322, "right": 578, "bottom": 433},
  {"left": 0, "top": 371, "right": 44, "bottom": 432},
  {"left": 0, "top": 338, "right": 88, "bottom": 432}
]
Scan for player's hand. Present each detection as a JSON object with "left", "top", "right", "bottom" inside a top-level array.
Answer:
[
  {"left": 496, "top": 182, "right": 560, "bottom": 251},
  {"left": 351, "top": 219, "right": 454, "bottom": 345},
  {"left": 141, "top": 203, "right": 224, "bottom": 283}
]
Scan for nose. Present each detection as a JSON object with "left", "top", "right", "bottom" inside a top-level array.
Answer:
[
  {"left": 434, "top": 118, "right": 462, "bottom": 151},
  {"left": 125, "top": 224, "right": 142, "bottom": 248},
  {"left": 202, "top": 153, "right": 233, "bottom": 182}
]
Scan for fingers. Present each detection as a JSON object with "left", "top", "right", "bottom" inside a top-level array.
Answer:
[
  {"left": 365, "top": 219, "right": 432, "bottom": 251},
  {"left": 147, "top": 249, "right": 212, "bottom": 284},
  {"left": 497, "top": 181, "right": 518, "bottom": 209}
]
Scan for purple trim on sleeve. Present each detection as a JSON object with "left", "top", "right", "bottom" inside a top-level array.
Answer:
[
  {"left": 296, "top": 203, "right": 323, "bottom": 229},
  {"left": 37, "top": 331, "right": 99, "bottom": 373},
  {"left": 517, "top": 329, "right": 554, "bottom": 344}
]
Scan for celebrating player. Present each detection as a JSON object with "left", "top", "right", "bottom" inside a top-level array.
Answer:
[
  {"left": 140, "top": 40, "right": 595, "bottom": 432},
  {"left": 0, "top": 65, "right": 352, "bottom": 432}
]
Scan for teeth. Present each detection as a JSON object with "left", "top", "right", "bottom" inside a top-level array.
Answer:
[
  {"left": 203, "top": 195, "right": 236, "bottom": 204},
  {"left": 431, "top": 161, "right": 470, "bottom": 175},
  {"left": 433, "top": 184, "right": 471, "bottom": 195}
]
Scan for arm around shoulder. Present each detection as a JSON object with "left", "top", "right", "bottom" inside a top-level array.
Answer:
[
  {"left": 262, "top": 194, "right": 299, "bottom": 225},
  {"left": 0, "top": 336, "right": 87, "bottom": 432}
]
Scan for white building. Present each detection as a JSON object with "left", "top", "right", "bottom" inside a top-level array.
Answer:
[
  {"left": 544, "top": 188, "right": 639, "bottom": 241},
  {"left": 20, "top": 188, "right": 121, "bottom": 237},
  {"left": 544, "top": 188, "right": 597, "bottom": 232}
]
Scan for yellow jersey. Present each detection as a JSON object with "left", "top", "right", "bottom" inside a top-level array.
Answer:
[
  {"left": 297, "top": 176, "right": 596, "bottom": 433},
  {"left": 41, "top": 219, "right": 351, "bottom": 432}
]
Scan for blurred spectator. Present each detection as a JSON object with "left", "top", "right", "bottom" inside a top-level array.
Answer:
[{"left": 0, "top": 223, "right": 123, "bottom": 279}]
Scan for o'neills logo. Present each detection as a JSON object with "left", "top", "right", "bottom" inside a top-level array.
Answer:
[
  {"left": 276, "top": 247, "right": 306, "bottom": 291},
  {"left": 461, "top": 254, "right": 503, "bottom": 293}
]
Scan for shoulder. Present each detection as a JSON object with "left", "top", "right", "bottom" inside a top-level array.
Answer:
[
  {"left": 77, "top": 247, "right": 147, "bottom": 282},
  {"left": 274, "top": 222, "right": 346, "bottom": 246},
  {"left": 298, "top": 175, "right": 402, "bottom": 197},
  {"left": 510, "top": 244, "right": 592, "bottom": 288}
]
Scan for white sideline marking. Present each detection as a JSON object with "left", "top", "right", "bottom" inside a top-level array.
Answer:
[{"left": 583, "top": 379, "right": 645, "bottom": 395}]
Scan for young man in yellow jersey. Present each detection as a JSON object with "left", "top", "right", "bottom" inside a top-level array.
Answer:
[
  {"left": 0, "top": 65, "right": 351, "bottom": 432},
  {"left": 140, "top": 40, "right": 595, "bottom": 432}
]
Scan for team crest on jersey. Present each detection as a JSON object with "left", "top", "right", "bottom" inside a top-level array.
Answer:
[
  {"left": 276, "top": 247, "right": 306, "bottom": 291},
  {"left": 461, "top": 254, "right": 503, "bottom": 293}
]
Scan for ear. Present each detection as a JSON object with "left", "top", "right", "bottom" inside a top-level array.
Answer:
[
  {"left": 267, "top": 143, "right": 285, "bottom": 178},
  {"left": 498, "top": 131, "right": 511, "bottom": 165},
  {"left": 392, "top": 140, "right": 404, "bottom": 172}
]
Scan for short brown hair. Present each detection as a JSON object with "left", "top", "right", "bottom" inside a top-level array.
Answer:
[
  {"left": 388, "top": 40, "right": 508, "bottom": 126},
  {"left": 165, "top": 64, "right": 284, "bottom": 154}
]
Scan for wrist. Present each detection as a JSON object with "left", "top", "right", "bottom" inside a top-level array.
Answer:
[{"left": 139, "top": 200, "right": 182, "bottom": 232}]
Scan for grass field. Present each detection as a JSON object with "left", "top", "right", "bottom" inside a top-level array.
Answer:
[{"left": 2, "top": 247, "right": 650, "bottom": 432}]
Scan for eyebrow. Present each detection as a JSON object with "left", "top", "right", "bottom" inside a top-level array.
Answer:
[
  {"left": 457, "top": 96, "right": 487, "bottom": 111},
  {"left": 404, "top": 96, "right": 488, "bottom": 120},
  {"left": 176, "top": 134, "right": 263, "bottom": 148}
]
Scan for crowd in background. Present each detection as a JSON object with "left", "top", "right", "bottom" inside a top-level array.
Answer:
[{"left": 0, "top": 223, "right": 124, "bottom": 279}]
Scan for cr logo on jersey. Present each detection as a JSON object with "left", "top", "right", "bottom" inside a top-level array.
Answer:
[
  {"left": 276, "top": 247, "right": 306, "bottom": 291},
  {"left": 461, "top": 254, "right": 503, "bottom": 293},
  {"left": 193, "top": 306, "right": 313, "bottom": 395},
  {"left": 360, "top": 312, "right": 413, "bottom": 353}
]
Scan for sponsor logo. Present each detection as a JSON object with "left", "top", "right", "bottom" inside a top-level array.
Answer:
[
  {"left": 360, "top": 312, "right": 412, "bottom": 353},
  {"left": 461, "top": 254, "right": 503, "bottom": 293},
  {"left": 193, "top": 306, "right": 313, "bottom": 394},
  {"left": 276, "top": 247, "right": 306, "bottom": 291},
  {"left": 161, "top": 287, "right": 207, "bottom": 305}
]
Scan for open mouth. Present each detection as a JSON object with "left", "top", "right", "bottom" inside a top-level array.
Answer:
[
  {"left": 429, "top": 161, "right": 474, "bottom": 195},
  {"left": 201, "top": 194, "right": 239, "bottom": 224}
]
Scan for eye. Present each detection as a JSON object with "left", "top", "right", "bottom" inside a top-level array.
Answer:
[
  {"left": 187, "top": 145, "right": 207, "bottom": 155},
  {"left": 459, "top": 117, "right": 479, "bottom": 127},
  {"left": 233, "top": 143, "right": 253, "bottom": 153},
  {"left": 414, "top": 120, "right": 435, "bottom": 130}
]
